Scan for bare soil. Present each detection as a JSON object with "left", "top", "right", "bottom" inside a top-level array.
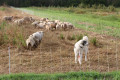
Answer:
[{"left": 0, "top": 7, "right": 120, "bottom": 74}]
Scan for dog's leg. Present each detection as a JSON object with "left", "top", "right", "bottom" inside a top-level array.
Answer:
[
  {"left": 79, "top": 49, "right": 83, "bottom": 65},
  {"left": 74, "top": 48, "right": 78, "bottom": 63},
  {"left": 85, "top": 46, "right": 88, "bottom": 61},
  {"left": 75, "top": 52, "right": 78, "bottom": 63}
]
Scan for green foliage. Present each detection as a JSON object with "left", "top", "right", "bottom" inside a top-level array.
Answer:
[
  {"left": 67, "top": 35, "right": 76, "bottom": 41},
  {"left": 108, "top": 5, "right": 116, "bottom": 11},
  {"left": 97, "top": 4, "right": 106, "bottom": 9},
  {"left": 0, "top": 71, "right": 120, "bottom": 80},
  {"left": 76, "top": 34, "right": 83, "bottom": 41},
  {"left": 68, "top": 6, "right": 74, "bottom": 13},
  {"left": 0, "top": 0, "right": 120, "bottom": 7},
  {"left": 60, "top": 34, "right": 65, "bottom": 40},
  {"left": 91, "top": 37, "right": 97, "bottom": 46},
  {"left": 0, "top": 7, "right": 6, "bottom": 11},
  {"left": 92, "top": 4, "right": 97, "bottom": 9},
  {"left": 0, "top": 21, "right": 7, "bottom": 30},
  {"left": 78, "top": 3, "right": 86, "bottom": 8}
]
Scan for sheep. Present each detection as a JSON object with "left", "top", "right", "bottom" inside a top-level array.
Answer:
[
  {"left": 64, "top": 22, "right": 74, "bottom": 29},
  {"left": 56, "top": 23, "right": 62, "bottom": 30},
  {"left": 54, "top": 20, "right": 60, "bottom": 23},
  {"left": 40, "top": 18, "right": 49, "bottom": 21},
  {"left": 3, "top": 16, "right": 13, "bottom": 21},
  {"left": 45, "top": 24, "right": 52, "bottom": 30},
  {"left": 32, "top": 31, "right": 44, "bottom": 46},
  {"left": 14, "top": 18, "right": 24, "bottom": 25},
  {"left": 74, "top": 36, "right": 88, "bottom": 64},
  {"left": 26, "top": 35, "right": 36, "bottom": 50},
  {"left": 32, "top": 21, "right": 40, "bottom": 27},
  {"left": 36, "top": 23, "right": 45, "bottom": 29},
  {"left": 61, "top": 23, "right": 67, "bottom": 30},
  {"left": 46, "top": 22, "right": 57, "bottom": 30}
]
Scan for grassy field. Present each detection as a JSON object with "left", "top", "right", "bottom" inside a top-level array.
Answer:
[
  {"left": 18, "top": 7, "right": 120, "bottom": 37},
  {"left": 0, "top": 71, "right": 120, "bottom": 80}
]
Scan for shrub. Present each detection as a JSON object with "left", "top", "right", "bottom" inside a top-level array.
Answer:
[
  {"left": 97, "top": 4, "right": 106, "bottom": 9},
  {"left": 108, "top": 5, "right": 116, "bottom": 12},
  {"left": 60, "top": 34, "right": 65, "bottom": 40},
  {"left": 78, "top": 3, "right": 86, "bottom": 8},
  {"left": 68, "top": 6, "right": 74, "bottom": 13},
  {"left": 76, "top": 34, "right": 83, "bottom": 41},
  {"left": 91, "top": 37, "right": 97, "bottom": 46},
  {"left": 86, "top": 4, "right": 90, "bottom": 8},
  {"left": 92, "top": 4, "right": 97, "bottom": 9}
]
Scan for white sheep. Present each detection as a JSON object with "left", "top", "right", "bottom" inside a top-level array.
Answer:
[
  {"left": 74, "top": 36, "right": 88, "bottom": 64},
  {"left": 40, "top": 18, "right": 49, "bottom": 21},
  {"left": 46, "top": 22, "right": 57, "bottom": 30},
  {"left": 3, "top": 16, "right": 13, "bottom": 21},
  {"left": 36, "top": 23, "right": 45, "bottom": 29},
  {"left": 26, "top": 35, "right": 36, "bottom": 50},
  {"left": 32, "top": 31, "right": 44, "bottom": 46},
  {"left": 64, "top": 22, "right": 74, "bottom": 29},
  {"left": 32, "top": 21, "right": 40, "bottom": 27},
  {"left": 14, "top": 18, "right": 24, "bottom": 25}
]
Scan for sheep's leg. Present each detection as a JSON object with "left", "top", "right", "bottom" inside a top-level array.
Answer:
[{"left": 85, "top": 46, "right": 88, "bottom": 61}]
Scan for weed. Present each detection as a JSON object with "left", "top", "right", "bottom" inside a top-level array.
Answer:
[
  {"left": 76, "top": 34, "right": 83, "bottom": 41},
  {"left": 60, "top": 34, "right": 65, "bottom": 40},
  {"left": 0, "top": 7, "right": 6, "bottom": 11},
  {"left": 91, "top": 37, "right": 97, "bottom": 46},
  {"left": 67, "top": 34, "right": 76, "bottom": 40},
  {"left": 108, "top": 5, "right": 116, "bottom": 12}
]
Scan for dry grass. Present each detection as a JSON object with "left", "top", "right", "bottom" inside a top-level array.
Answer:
[{"left": 0, "top": 7, "right": 120, "bottom": 74}]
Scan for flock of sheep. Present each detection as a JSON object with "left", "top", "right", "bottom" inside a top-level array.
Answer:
[
  {"left": 3, "top": 16, "right": 74, "bottom": 31},
  {"left": 3, "top": 16, "right": 89, "bottom": 65}
]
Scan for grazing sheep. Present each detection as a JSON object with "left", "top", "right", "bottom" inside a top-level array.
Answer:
[
  {"left": 14, "top": 18, "right": 24, "bottom": 25},
  {"left": 45, "top": 22, "right": 57, "bottom": 30},
  {"left": 3, "top": 16, "right": 13, "bottom": 21},
  {"left": 54, "top": 20, "right": 60, "bottom": 23},
  {"left": 32, "top": 21, "right": 40, "bottom": 27},
  {"left": 32, "top": 31, "right": 44, "bottom": 46},
  {"left": 61, "top": 23, "right": 67, "bottom": 30},
  {"left": 74, "top": 36, "right": 88, "bottom": 64},
  {"left": 64, "top": 22, "right": 74, "bottom": 29},
  {"left": 36, "top": 23, "right": 45, "bottom": 29},
  {"left": 40, "top": 18, "right": 49, "bottom": 21},
  {"left": 45, "top": 24, "right": 52, "bottom": 30},
  {"left": 56, "top": 24, "right": 61, "bottom": 30},
  {"left": 26, "top": 35, "right": 36, "bottom": 50}
]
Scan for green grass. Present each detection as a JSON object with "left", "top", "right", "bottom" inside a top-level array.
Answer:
[
  {"left": 17, "top": 7, "right": 120, "bottom": 37},
  {"left": 0, "top": 71, "right": 120, "bottom": 80},
  {"left": 0, "top": 7, "right": 6, "bottom": 11}
]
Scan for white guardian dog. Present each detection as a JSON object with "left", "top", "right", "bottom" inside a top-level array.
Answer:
[{"left": 74, "top": 36, "right": 89, "bottom": 64}]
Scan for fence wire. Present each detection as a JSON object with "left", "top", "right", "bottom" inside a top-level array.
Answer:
[{"left": 0, "top": 45, "right": 120, "bottom": 74}]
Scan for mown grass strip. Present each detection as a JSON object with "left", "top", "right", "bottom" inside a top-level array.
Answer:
[{"left": 0, "top": 71, "right": 120, "bottom": 80}]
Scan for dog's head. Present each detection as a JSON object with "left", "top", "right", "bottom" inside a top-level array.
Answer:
[{"left": 82, "top": 40, "right": 87, "bottom": 46}]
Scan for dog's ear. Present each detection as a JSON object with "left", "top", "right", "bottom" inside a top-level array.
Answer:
[{"left": 82, "top": 41, "right": 87, "bottom": 46}]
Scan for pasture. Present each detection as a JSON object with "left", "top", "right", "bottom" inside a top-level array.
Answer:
[{"left": 0, "top": 6, "right": 120, "bottom": 79}]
